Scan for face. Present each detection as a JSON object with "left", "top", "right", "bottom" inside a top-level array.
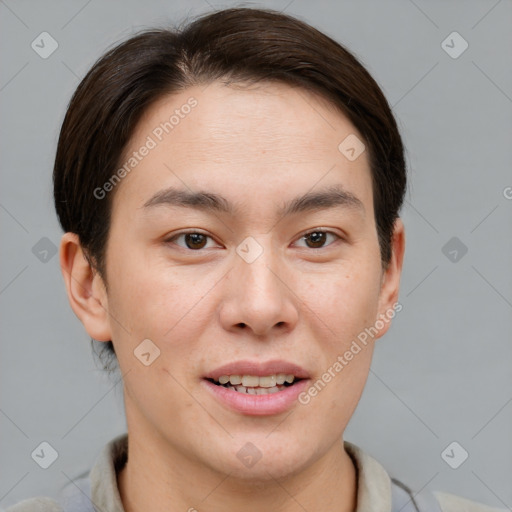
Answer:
[{"left": 76, "top": 81, "right": 404, "bottom": 480}]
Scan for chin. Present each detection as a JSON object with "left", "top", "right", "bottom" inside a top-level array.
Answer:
[
  {"left": 216, "top": 440, "right": 314, "bottom": 483},
  {"left": 224, "top": 459, "right": 307, "bottom": 484}
]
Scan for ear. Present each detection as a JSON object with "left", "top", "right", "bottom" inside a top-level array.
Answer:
[
  {"left": 59, "top": 232, "right": 112, "bottom": 342},
  {"left": 374, "top": 217, "right": 405, "bottom": 339}
]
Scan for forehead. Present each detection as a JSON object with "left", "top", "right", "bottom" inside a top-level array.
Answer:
[{"left": 112, "top": 80, "right": 373, "bottom": 219}]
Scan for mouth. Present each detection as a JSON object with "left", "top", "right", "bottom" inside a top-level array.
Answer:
[
  {"left": 205, "top": 373, "right": 303, "bottom": 395},
  {"left": 202, "top": 360, "right": 310, "bottom": 415}
]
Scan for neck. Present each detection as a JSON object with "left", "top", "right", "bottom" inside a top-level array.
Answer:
[{"left": 117, "top": 426, "right": 357, "bottom": 512}]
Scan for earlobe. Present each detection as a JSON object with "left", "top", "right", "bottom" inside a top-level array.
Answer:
[
  {"left": 59, "top": 232, "right": 112, "bottom": 342},
  {"left": 375, "top": 218, "right": 406, "bottom": 339}
]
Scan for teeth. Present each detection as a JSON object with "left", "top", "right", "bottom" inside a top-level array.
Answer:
[
  {"left": 259, "top": 375, "right": 277, "bottom": 388},
  {"left": 216, "top": 374, "right": 296, "bottom": 388},
  {"left": 242, "top": 375, "right": 260, "bottom": 387},
  {"left": 233, "top": 385, "right": 284, "bottom": 395},
  {"left": 229, "top": 375, "right": 242, "bottom": 385}
]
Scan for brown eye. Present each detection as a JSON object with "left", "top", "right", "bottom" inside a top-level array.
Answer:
[
  {"left": 305, "top": 231, "right": 326, "bottom": 248},
  {"left": 184, "top": 233, "right": 208, "bottom": 249},
  {"left": 167, "top": 231, "right": 215, "bottom": 250},
  {"left": 296, "top": 230, "right": 340, "bottom": 249}
]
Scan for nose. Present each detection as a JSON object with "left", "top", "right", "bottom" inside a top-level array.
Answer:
[{"left": 218, "top": 237, "right": 299, "bottom": 338}]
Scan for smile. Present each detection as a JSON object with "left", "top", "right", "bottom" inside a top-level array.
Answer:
[{"left": 207, "top": 373, "right": 300, "bottom": 395}]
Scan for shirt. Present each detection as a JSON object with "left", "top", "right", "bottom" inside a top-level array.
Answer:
[{"left": 5, "top": 432, "right": 506, "bottom": 512}]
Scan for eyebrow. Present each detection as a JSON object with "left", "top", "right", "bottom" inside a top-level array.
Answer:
[{"left": 142, "top": 184, "right": 365, "bottom": 218}]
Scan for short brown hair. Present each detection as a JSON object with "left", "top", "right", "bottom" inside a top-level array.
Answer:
[{"left": 53, "top": 7, "right": 407, "bottom": 372}]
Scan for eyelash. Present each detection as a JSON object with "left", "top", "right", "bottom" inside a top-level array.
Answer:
[{"left": 165, "top": 228, "right": 343, "bottom": 251}]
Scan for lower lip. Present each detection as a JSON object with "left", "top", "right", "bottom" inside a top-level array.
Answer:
[{"left": 202, "top": 378, "right": 310, "bottom": 416}]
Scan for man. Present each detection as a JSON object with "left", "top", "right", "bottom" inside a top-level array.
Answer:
[{"left": 7, "top": 7, "right": 506, "bottom": 512}]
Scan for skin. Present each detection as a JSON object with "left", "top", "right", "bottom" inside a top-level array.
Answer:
[{"left": 60, "top": 80, "right": 405, "bottom": 512}]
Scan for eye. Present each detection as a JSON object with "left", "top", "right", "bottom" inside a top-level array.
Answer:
[
  {"left": 166, "top": 230, "right": 219, "bottom": 251},
  {"left": 165, "top": 228, "right": 342, "bottom": 251},
  {"left": 294, "top": 229, "right": 342, "bottom": 249}
]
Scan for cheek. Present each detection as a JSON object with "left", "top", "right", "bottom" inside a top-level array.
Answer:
[
  {"left": 105, "top": 250, "right": 217, "bottom": 356},
  {"left": 293, "top": 273, "right": 378, "bottom": 445},
  {"left": 300, "top": 261, "right": 382, "bottom": 345}
]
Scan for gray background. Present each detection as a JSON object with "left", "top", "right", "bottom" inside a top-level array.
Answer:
[{"left": 1, "top": 0, "right": 511, "bottom": 509}]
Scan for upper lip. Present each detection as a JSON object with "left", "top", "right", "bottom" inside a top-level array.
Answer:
[{"left": 204, "top": 359, "right": 310, "bottom": 381}]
